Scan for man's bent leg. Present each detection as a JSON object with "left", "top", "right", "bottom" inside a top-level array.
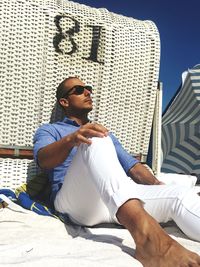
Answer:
[
  {"left": 55, "top": 136, "right": 200, "bottom": 266},
  {"left": 55, "top": 136, "right": 200, "bottom": 236},
  {"left": 54, "top": 136, "right": 139, "bottom": 225}
]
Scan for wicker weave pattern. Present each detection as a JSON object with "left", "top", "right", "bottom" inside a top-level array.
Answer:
[
  {"left": 0, "top": 158, "right": 36, "bottom": 189},
  {"left": 0, "top": 0, "right": 160, "bottom": 189}
]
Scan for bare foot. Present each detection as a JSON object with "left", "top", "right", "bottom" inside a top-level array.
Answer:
[
  {"left": 135, "top": 234, "right": 200, "bottom": 267},
  {"left": 117, "top": 199, "right": 200, "bottom": 267}
]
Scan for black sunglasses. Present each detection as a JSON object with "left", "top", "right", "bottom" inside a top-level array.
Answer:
[{"left": 62, "top": 85, "right": 93, "bottom": 99}]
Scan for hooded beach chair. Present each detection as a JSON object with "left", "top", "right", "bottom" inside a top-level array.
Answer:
[{"left": 0, "top": 0, "right": 161, "bottom": 191}]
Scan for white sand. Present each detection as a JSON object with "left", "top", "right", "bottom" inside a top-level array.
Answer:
[{"left": 0, "top": 199, "right": 199, "bottom": 267}]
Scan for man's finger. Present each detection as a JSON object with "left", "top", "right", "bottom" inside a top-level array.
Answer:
[
  {"left": 82, "top": 129, "right": 107, "bottom": 138},
  {"left": 75, "top": 135, "right": 92, "bottom": 146},
  {"left": 86, "top": 123, "right": 108, "bottom": 135}
]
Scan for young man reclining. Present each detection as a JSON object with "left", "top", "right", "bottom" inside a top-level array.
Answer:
[{"left": 34, "top": 77, "right": 200, "bottom": 267}]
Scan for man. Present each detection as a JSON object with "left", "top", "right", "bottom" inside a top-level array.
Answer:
[{"left": 34, "top": 76, "right": 200, "bottom": 267}]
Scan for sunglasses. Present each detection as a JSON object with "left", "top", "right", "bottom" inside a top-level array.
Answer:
[{"left": 62, "top": 85, "right": 93, "bottom": 99}]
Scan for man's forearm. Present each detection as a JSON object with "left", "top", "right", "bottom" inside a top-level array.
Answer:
[
  {"left": 128, "top": 163, "right": 161, "bottom": 185},
  {"left": 38, "top": 134, "right": 74, "bottom": 169}
]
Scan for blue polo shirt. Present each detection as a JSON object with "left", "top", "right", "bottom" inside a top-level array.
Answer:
[{"left": 33, "top": 117, "right": 139, "bottom": 207}]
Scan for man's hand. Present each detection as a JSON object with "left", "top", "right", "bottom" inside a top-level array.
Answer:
[
  {"left": 69, "top": 123, "right": 109, "bottom": 146},
  {"left": 128, "top": 163, "right": 164, "bottom": 185}
]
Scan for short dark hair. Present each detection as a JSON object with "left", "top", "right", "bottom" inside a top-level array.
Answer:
[{"left": 56, "top": 76, "right": 78, "bottom": 101}]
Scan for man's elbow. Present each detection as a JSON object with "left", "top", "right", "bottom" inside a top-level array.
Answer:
[{"left": 37, "top": 149, "right": 49, "bottom": 169}]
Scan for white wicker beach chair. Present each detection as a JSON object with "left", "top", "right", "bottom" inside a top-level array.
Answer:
[{"left": 0, "top": 0, "right": 161, "bottom": 190}]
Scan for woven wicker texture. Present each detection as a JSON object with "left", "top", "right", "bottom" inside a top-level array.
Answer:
[
  {"left": 0, "top": 0, "right": 160, "bottom": 188},
  {"left": 0, "top": 158, "right": 37, "bottom": 189}
]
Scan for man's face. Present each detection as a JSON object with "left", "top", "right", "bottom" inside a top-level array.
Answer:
[{"left": 63, "top": 78, "right": 93, "bottom": 114}]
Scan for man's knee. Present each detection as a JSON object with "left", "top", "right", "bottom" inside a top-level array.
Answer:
[
  {"left": 90, "top": 136, "right": 113, "bottom": 147},
  {"left": 79, "top": 136, "right": 114, "bottom": 155}
]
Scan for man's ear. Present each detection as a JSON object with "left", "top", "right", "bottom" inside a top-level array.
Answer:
[{"left": 59, "top": 98, "right": 69, "bottom": 108}]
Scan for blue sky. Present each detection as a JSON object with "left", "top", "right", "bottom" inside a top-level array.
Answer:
[{"left": 70, "top": 0, "right": 200, "bottom": 110}]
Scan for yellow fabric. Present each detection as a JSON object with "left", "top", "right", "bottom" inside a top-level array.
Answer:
[{"left": 15, "top": 183, "right": 27, "bottom": 197}]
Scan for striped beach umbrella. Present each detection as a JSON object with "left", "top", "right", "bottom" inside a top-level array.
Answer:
[{"left": 161, "top": 64, "right": 200, "bottom": 180}]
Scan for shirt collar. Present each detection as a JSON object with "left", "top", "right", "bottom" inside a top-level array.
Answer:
[{"left": 62, "top": 116, "right": 80, "bottom": 127}]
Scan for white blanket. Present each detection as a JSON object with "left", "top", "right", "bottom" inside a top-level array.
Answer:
[{"left": 0, "top": 199, "right": 200, "bottom": 267}]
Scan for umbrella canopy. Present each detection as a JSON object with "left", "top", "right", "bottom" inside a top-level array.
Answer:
[{"left": 161, "top": 64, "right": 200, "bottom": 179}]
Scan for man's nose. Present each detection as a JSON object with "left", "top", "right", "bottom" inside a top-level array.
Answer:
[{"left": 84, "top": 88, "right": 92, "bottom": 95}]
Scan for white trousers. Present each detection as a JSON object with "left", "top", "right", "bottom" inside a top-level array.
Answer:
[{"left": 54, "top": 136, "right": 200, "bottom": 242}]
